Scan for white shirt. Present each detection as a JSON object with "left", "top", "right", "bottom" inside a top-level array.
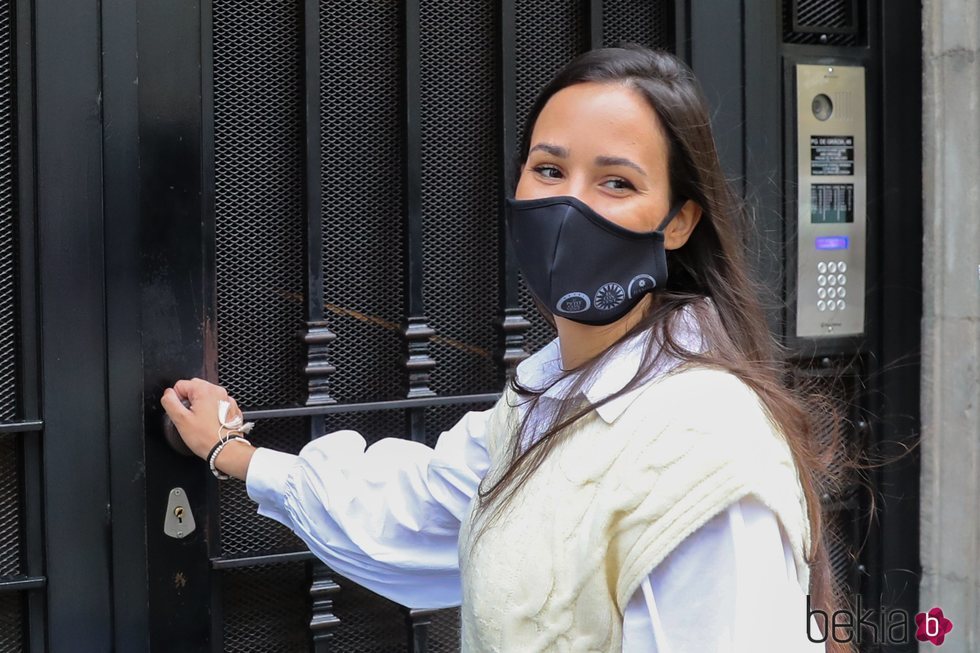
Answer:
[{"left": 246, "top": 303, "right": 824, "bottom": 650}]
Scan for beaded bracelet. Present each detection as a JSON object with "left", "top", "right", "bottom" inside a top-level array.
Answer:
[{"left": 207, "top": 434, "right": 251, "bottom": 480}]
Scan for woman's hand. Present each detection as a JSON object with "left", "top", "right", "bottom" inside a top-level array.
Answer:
[{"left": 160, "top": 378, "right": 245, "bottom": 460}]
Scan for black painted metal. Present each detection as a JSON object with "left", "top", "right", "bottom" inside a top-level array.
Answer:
[
  {"left": 744, "top": 0, "right": 786, "bottom": 337},
  {"left": 12, "top": 0, "right": 42, "bottom": 640},
  {"left": 403, "top": 0, "right": 436, "bottom": 402},
  {"left": 137, "top": 0, "right": 214, "bottom": 646},
  {"left": 102, "top": 0, "right": 150, "bottom": 646},
  {"left": 867, "top": 2, "right": 921, "bottom": 650},
  {"left": 589, "top": 0, "right": 604, "bottom": 48},
  {"left": 34, "top": 0, "right": 113, "bottom": 647},
  {"left": 0, "top": 420, "right": 39, "bottom": 433},
  {"left": 495, "top": 0, "right": 531, "bottom": 379},
  {"left": 689, "top": 0, "right": 744, "bottom": 196},
  {"left": 0, "top": 577, "right": 44, "bottom": 593}
]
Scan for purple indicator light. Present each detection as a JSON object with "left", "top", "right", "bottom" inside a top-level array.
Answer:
[{"left": 815, "top": 236, "right": 849, "bottom": 250}]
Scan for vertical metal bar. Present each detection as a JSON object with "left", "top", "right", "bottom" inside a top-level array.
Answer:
[
  {"left": 200, "top": 3, "right": 225, "bottom": 652},
  {"left": 101, "top": 0, "right": 149, "bottom": 643},
  {"left": 872, "top": 0, "right": 921, "bottom": 641},
  {"left": 588, "top": 0, "right": 604, "bottom": 49},
  {"left": 299, "top": 0, "right": 337, "bottom": 410},
  {"left": 495, "top": 0, "right": 530, "bottom": 381},
  {"left": 688, "top": 0, "right": 744, "bottom": 192},
  {"left": 310, "top": 562, "right": 340, "bottom": 652},
  {"left": 742, "top": 0, "right": 784, "bottom": 337},
  {"left": 405, "top": 607, "right": 436, "bottom": 653},
  {"left": 401, "top": 0, "right": 436, "bottom": 401},
  {"left": 138, "top": 0, "right": 213, "bottom": 644},
  {"left": 301, "top": 2, "right": 337, "bottom": 648},
  {"left": 35, "top": 0, "right": 113, "bottom": 645},
  {"left": 674, "top": 0, "right": 691, "bottom": 63},
  {"left": 14, "top": 0, "right": 45, "bottom": 646}
]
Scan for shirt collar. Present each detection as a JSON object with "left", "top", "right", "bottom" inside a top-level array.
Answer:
[{"left": 514, "top": 300, "right": 710, "bottom": 423}]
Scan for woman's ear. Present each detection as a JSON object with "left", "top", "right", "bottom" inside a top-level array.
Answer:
[{"left": 663, "top": 200, "right": 703, "bottom": 250}]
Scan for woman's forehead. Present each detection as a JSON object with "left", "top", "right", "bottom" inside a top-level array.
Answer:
[{"left": 530, "top": 82, "right": 668, "bottom": 166}]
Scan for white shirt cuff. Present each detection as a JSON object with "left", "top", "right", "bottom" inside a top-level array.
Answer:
[{"left": 245, "top": 447, "right": 299, "bottom": 524}]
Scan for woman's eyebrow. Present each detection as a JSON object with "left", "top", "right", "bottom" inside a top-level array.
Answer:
[
  {"left": 595, "top": 155, "right": 647, "bottom": 177},
  {"left": 529, "top": 142, "right": 568, "bottom": 157}
]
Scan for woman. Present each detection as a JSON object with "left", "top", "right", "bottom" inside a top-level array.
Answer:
[{"left": 162, "top": 45, "right": 844, "bottom": 651}]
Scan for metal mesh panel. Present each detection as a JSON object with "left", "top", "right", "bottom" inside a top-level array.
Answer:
[
  {"left": 514, "top": 0, "right": 586, "bottom": 357},
  {"left": 322, "top": 408, "right": 409, "bottom": 449},
  {"left": 0, "top": 592, "right": 24, "bottom": 653},
  {"left": 219, "top": 418, "right": 308, "bottom": 557},
  {"left": 213, "top": 0, "right": 307, "bottom": 408},
  {"left": 427, "top": 609, "right": 462, "bottom": 653},
  {"left": 222, "top": 562, "right": 309, "bottom": 653},
  {"left": 0, "top": 434, "right": 21, "bottom": 576},
  {"left": 331, "top": 574, "right": 407, "bottom": 653},
  {"left": 419, "top": 0, "right": 500, "bottom": 396},
  {"left": 0, "top": 0, "right": 17, "bottom": 422},
  {"left": 320, "top": 0, "right": 405, "bottom": 403},
  {"left": 783, "top": 0, "right": 861, "bottom": 46},
  {"left": 602, "top": 0, "right": 672, "bottom": 50}
]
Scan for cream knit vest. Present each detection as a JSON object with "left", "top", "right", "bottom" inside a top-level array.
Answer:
[{"left": 457, "top": 365, "right": 812, "bottom": 652}]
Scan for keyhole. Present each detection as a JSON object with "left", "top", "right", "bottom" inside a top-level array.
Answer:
[{"left": 174, "top": 506, "right": 185, "bottom": 524}]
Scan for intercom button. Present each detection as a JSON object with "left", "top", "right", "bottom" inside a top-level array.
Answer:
[
  {"left": 838, "top": 261, "right": 847, "bottom": 273},
  {"left": 828, "top": 262, "right": 838, "bottom": 273},
  {"left": 828, "top": 287, "right": 837, "bottom": 299},
  {"left": 817, "top": 274, "right": 827, "bottom": 286},
  {"left": 817, "top": 300, "right": 827, "bottom": 312},
  {"left": 817, "top": 261, "right": 827, "bottom": 274},
  {"left": 817, "top": 287, "right": 827, "bottom": 299},
  {"left": 827, "top": 274, "right": 837, "bottom": 285},
  {"left": 836, "top": 299, "right": 846, "bottom": 311},
  {"left": 838, "top": 287, "right": 846, "bottom": 298},
  {"left": 838, "top": 274, "right": 847, "bottom": 286}
]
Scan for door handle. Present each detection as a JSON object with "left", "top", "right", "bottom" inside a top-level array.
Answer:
[{"left": 162, "top": 398, "right": 195, "bottom": 457}]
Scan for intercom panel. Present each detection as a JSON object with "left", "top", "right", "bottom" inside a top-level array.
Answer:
[{"left": 794, "top": 64, "right": 866, "bottom": 338}]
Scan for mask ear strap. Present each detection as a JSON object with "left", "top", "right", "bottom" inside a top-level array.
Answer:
[{"left": 655, "top": 200, "right": 686, "bottom": 233}]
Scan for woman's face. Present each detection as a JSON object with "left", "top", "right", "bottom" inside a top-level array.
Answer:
[{"left": 515, "top": 81, "right": 698, "bottom": 247}]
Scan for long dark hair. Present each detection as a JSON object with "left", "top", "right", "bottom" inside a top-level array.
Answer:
[{"left": 477, "top": 44, "right": 854, "bottom": 653}]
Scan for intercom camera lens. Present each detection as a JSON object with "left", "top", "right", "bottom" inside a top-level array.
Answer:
[{"left": 812, "top": 93, "right": 833, "bottom": 121}]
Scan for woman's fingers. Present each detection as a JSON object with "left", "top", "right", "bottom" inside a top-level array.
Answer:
[{"left": 160, "top": 379, "right": 240, "bottom": 460}]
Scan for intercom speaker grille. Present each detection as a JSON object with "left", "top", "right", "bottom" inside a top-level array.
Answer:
[
  {"left": 783, "top": 0, "right": 862, "bottom": 46},
  {"left": 0, "top": 435, "right": 21, "bottom": 577},
  {"left": 0, "top": 592, "right": 23, "bottom": 653},
  {"left": 419, "top": 0, "right": 500, "bottom": 396},
  {"left": 825, "top": 504, "right": 861, "bottom": 594},
  {"left": 0, "top": 0, "right": 17, "bottom": 422},
  {"left": 602, "top": 0, "right": 673, "bottom": 50},
  {"left": 514, "top": 0, "right": 586, "bottom": 356},
  {"left": 213, "top": 0, "right": 306, "bottom": 409},
  {"left": 222, "top": 562, "right": 309, "bottom": 653},
  {"left": 320, "top": 0, "right": 405, "bottom": 403}
]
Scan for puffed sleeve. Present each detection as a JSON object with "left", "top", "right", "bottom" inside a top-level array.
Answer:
[{"left": 245, "top": 406, "right": 494, "bottom": 609}]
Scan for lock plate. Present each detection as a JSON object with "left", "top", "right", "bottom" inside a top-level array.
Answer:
[{"left": 163, "top": 487, "right": 196, "bottom": 539}]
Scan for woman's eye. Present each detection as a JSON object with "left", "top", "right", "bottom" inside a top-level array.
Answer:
[
  {"left": 532, "top": 165, "right": 562, "bottom": 179},
  {"left": 602, "top": 178, "right": 635, "bottom": 191}
]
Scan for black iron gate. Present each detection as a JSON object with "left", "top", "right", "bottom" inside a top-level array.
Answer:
[{"left": 0, "top": 0, "right": 922, "bottom": 651}]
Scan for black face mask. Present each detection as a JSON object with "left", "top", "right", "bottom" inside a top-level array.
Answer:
[{"left": 504, "top": 195, "right": 685, "bottom": 326}]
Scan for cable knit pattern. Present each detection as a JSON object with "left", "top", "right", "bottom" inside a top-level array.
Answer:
[{"left": 457, "top": 364, "right": 811, "bottom": 652}]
